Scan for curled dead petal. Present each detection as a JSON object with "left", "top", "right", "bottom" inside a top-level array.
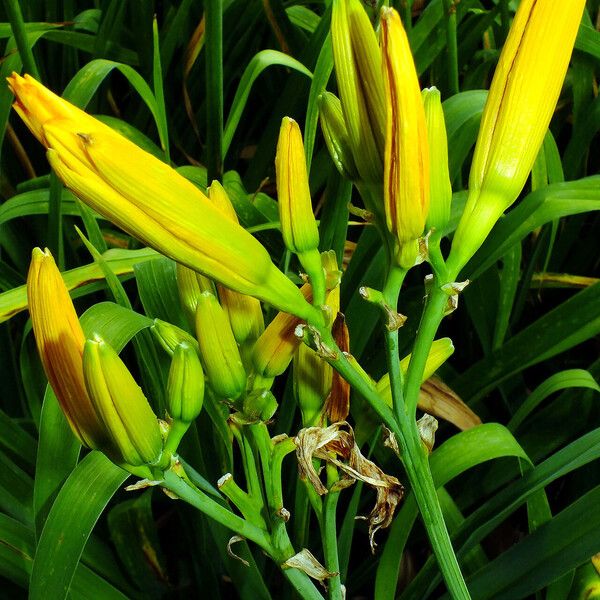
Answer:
[
  {"left": 416, "top": 414, "right": 438, "bottom": 454},
  {"left": 124, "top": 479, "right": 163, "bottom": 492},
  {"left": 281, "top": 548, "right": 337, "bottom": 582},
  {"left": 295, "top": 422, "right": 404, "bottom": 550}
]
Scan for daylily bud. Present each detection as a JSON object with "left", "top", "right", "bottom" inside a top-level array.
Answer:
[
  {"left": 242, "top": 389, "right": 278, "bottom": 422},
  {"left": 447, "top": 0, "right": 586, "bottom": 274},
  {"left": 331, "top": 0, "right": 385, "bottom": 183},
  {"left": 27, "top": 248, "right": 105, "bottom": 449},
  {"left": 151, "top": 318, "right": 199, "bottom": 356},
  {"left": 252, "top": 283, "right": 312, "bottom": 378},
  {"left": 325, "top": 313, "right": 351, "bottom": 423},
  {"left": 167, "top": 342, "right": 205, "bottom": 423},
  {"left": 422, "top": 87, "right": 452, "bottom": 232},
  {"left": 8, "top": 73, "right": 315, "bottom": 321},
  {"left": 176, "top": 263, "right": 215, "bottom": 326},
  {"left": 208, "top": 180, "right": 265, "bottom": 344},
  {"left": 83, "top": 336, "right": 163, "bottom": 467},
  {"left": 318, "top": 92, "right": 358, "bottom": 181},
  {"left": 195, "top": 291, "right": 247, "bottom": 400},
  {"left": 381, "top": 7, "right": 430, "bottom": 259},
  {"left": 294, "top": 342, "right": 332, "bottom": 427},
  {"left": 276, "top": 117, "right": 325, "bottom": 305}
]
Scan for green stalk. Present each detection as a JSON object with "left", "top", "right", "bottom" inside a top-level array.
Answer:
[
  {"left": 316, "top": 328, "right": 470, "bottom": 598},
  {"left": 382, "top": 266, "right": 408, "bottom": 421},
  {"left": 162, "top": 467, "right": 271, "bottom": 551},
  {"left": 205, "top": 0, "right": 223, "bottom": 183},
  {"left": 442, "top": 0, "right": 460, "bottom": 96},
  {"left": 3, "top": 0, "right": 40, "bottom": 79},
  {"left": 403, "top": 282, "right": 448, "bottom": 416},
  {"left": 323, "top": 465, "right": 342, "bottom": 600}
]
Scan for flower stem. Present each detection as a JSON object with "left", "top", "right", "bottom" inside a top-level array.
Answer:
[
  {"left": 442, "top": 0, "right": 460, "bottom": 95},
  {"left": 323, "top": 465, "right": 342, "bottom": 599}
]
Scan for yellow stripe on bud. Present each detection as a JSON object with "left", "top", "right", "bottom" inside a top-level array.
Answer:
[
  {"left": 8, "top": 73, "right": 314, "bottom": 321},
  {"left": 331, "top": 0, "right": 385, "bottom": 183},
  {"left": 26, "top": 247, "right": 105, "bottom": 449},
  {"left": 422, "top": 87, "right": 452, "bottom": 232},
  {"left": 448, "top": 0, "right": 586, "bottom": 274},
  {"left": 195, "top": 291, "right": 247, "bottom": 400},
  {"left": 208, "top": 180, "right": 265, "bottom": 344},
  {"left": 381, "top": 7, "right": 430, "bottom": 251},
  {"left": 318, "top": 92, "right": 358, "bottom": 181},
  {"left": 83, "top": 336, "right": 162, "bottom": 467}
]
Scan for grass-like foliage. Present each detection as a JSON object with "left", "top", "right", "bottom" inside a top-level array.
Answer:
[{"left": 0, "top": 1, "right": 599, "bottom": 599}]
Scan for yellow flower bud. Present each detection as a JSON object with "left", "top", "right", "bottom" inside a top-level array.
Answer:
[
  {"left": 275, "top": 117, "right": 325, "bottom": 304},
  {"left": 448, "top": 0, "right": 586, "bottom": 274},
  {"left": 167, "top": 342, "right": 205, "bottom": 423},
  {"left": 83, "top": 336, "right": 163, "bottom": 467},
  {"left": 381, "top": 7, "right": 430, "bottom": 251},
  {"left": 318, "top": 92, "right": 358, "bottom": 181},
  {"left": 208, "top": 180, "right": 265, "bottom": 344},
  {"left": 422, "top": 87, "right": 452, "bottom": 232},
  {"left": 8, "top": 73, "right": 315, "bottom": 321},
  {"left": 176, "top": 263, "right": 215, "bottom": 326},
  {"left": 331, "top": 0, "right": 385, "bottom": 183},
  {"left": 195, "top": 291, "right": 247, "bottom": 400},
  {"left": 252, "top": 283, "right": 312, "bottom": 378},
  {"left": 294, "top": 342, "right": 332, "bottom": 427},
  {"left": 26, "top": 247, "right": 105, "bottom": 449}
]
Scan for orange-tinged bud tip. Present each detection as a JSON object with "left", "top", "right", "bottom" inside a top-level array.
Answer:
[{"left": 27, "top": 247, "right": 105, "bottom": 449}]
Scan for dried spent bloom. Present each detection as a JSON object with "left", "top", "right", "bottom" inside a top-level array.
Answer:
[{"left": 8, "top": 73, "right": 315, "bottom": 321}]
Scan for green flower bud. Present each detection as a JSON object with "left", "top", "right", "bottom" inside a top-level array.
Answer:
[
  {"left": 195, "top": 291, "right": 247, "bottom": 400},
  {"left": 422, "top": 87, "right": 452, "bottom": 232},
  {"left": 176, "top": 262, "right": 216, "bottom": 326},
  {"left": 318, "top": 92, "right": 358, "bottom": 181},
  {"left": 242, "top": 389, "right": 278, "bottom": 422},
  {"left": 83, "top": 336, "right": 162, "bottom": 467},
  {"left": 167, "top": 342, "right": 205, "bottom": 423},
  {"left": 151, "top": 318, "right": 199, "bottom": 356}
]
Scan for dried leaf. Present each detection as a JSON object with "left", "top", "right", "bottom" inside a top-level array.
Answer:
[
  {"left": 419, "top": 376, "right": 481, "bottom": 430},
  {"left": 227, "top": 536, "right": 250, "bottom": 567}
]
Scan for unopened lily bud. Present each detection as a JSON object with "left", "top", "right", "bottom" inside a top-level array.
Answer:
[
  {"left": 252, "top": 283, "right": 312, "bottom": 378},
  {"left": 318, "top": 92, "right": 358, "bottom": 181},
  {"left": 422, "top": 87, "right": 452, "bottom": 232},
  {"left": 151, "top": 318, "right": 199, "bottom": 356},
  {"left": 8, "top": 73, "right": 316, "bottom": 321},
  {"left": 195, "top": 291, "right": 247, "bottom": 400},
  {"left": 167, "top": 342, "right": 205, "bottom": 423},
  {"left": 376, "top": 337, "right": 455, "bottom": 402},
  {"left": 294, "top": 343, "right": 332, "bottom": 427},
  {"left": 276, "top": 117, "right": 325, "bottom": 305},
  {"left": 447, "top": 0, "right": 586, "bottom": 275},
  {"left": 208, "top": 180, "right": 265, "bottom": 344},
  {"left": 381, "top": 7, "right": 430, "bottom": 258},
  {"left": 27, "top": 248, "right": 105, "bottom": 450},
  {"left": 83, "top": 336, "right": 163, "bottom": 467},
  {"left": 331, "top": 0, "right": 385, "bottom": 183},
  {"left": 242, "top": 389, "right": 278, "bottom": 422},
  {"left": 176, "top": 263, "right": 215, "bottom": 326}
]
